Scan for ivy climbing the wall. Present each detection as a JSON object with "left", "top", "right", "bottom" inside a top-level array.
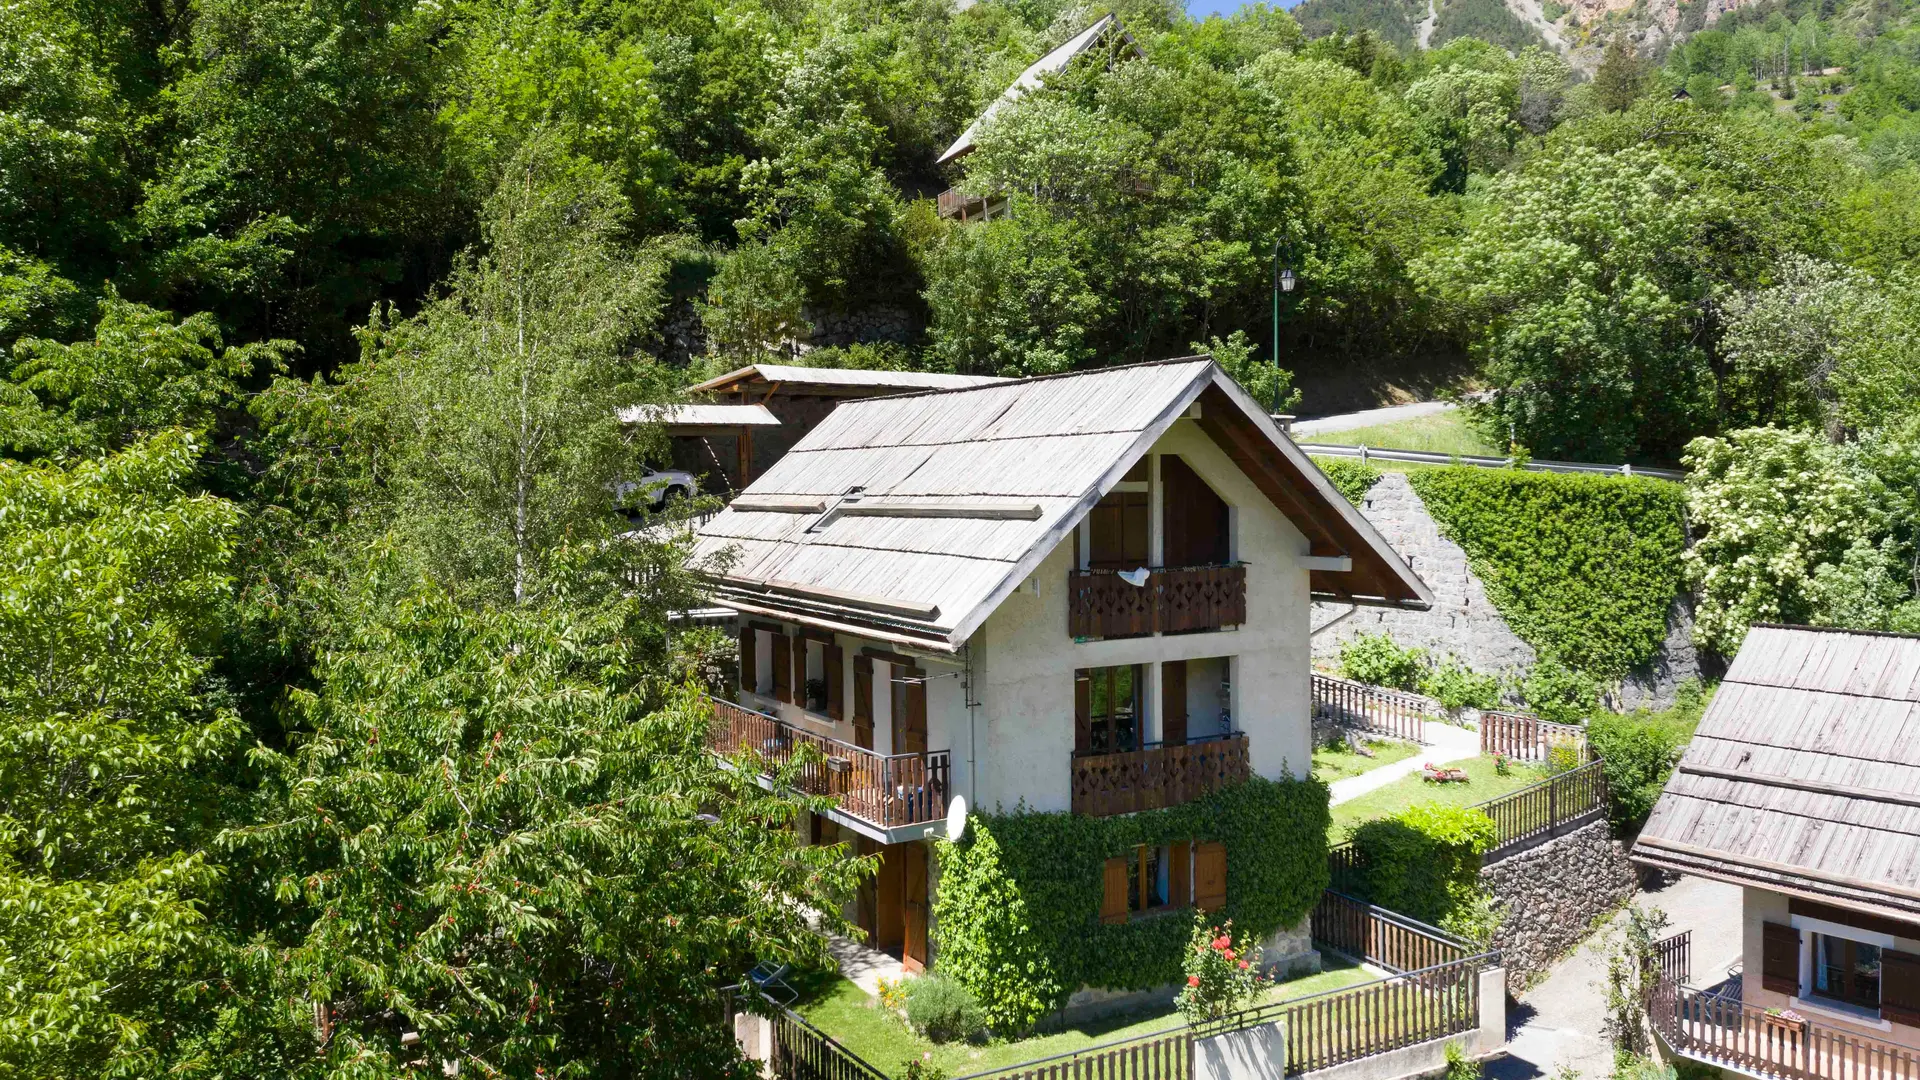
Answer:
[
  {"left": 1405, "top": 467, "right": 1688, "bottom": 679},
  {"left": 932, "top": 776, "right": 1329, "bottom": 1032},
  {"left": 1311, "top": 456, "right": 1384, "bottom": 506}
]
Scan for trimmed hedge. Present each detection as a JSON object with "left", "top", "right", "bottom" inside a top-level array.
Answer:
[
  {"left": 1405, "top": 467, "right": 1687, "bottom": 679},
  {"left": 1311, "top": 456, "right": 1385, "bottom": 505},
  {"left": 932, "top": 776, "right": 1330, "bottom": 1032},
  {"left": 1348, "top": 803, "right": 1497, "bottom": 926}
]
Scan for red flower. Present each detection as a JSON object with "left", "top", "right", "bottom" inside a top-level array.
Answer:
[
  {"left": 1213, "top": 935, "right": 1231, "bottom": 950},
  {"left": 1239, "top": 960, "right": 1251, "bottom": 970},
  {"left": 1187, "top": 975, "right": 1201, "bottom": 987},
  {"left": 1224, "top": 950, "right": 1236, "bottom": 961}
]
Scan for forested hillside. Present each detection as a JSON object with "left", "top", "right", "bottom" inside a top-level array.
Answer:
[{"left": 7, "top": 0, "right": 1920, "bottom": 1072}]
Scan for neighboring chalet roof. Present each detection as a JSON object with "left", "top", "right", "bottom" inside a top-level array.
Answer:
[
  {"left": 935, "top": 15, "right": 1141, "bottom": 166},
  {"left": 688, "top": 364, "right": 1009, "bottom": 397},
  {"left": 1634, "top": 624, "right": 1920, "bottom": 921},
  {"left": 688, "top": 357, "right": 1433, "bottom": 652},
  {"left": 616, "top": 403, "right": 781, "bottom": 432}
]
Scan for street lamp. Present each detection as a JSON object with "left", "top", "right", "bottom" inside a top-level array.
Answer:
[{"left": 1270, "top": 245, "right": 1297, "bottom": 414}]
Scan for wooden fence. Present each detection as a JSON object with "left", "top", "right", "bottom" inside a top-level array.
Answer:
[
  {"left": 1653, "top": 930, "right": 1690, "bottom": 988},
  {"left": 1651, "top": 980, "right": 1920, "bottom": 1080},
  {"left": 1312, "top": 889, "right": 1476, "bottom": 974},
  {"left": 1480, "top": 710, "right": 1589, "bottom": 764},
  {"left": 951, "top": 1027, "right": 1193, "bottom": 1080},
  {"left": 1473, "top": 759, "right": 1608, "bottom": 850},
  {"left": 1310, "top": 674, "right": 1432, "bottom": 744},
  {"left": 770, "top": 1010, "right": 890, "bottom": 1080},
  {"left": 707, "top": 696, "right": 949, "bottom": 828}
]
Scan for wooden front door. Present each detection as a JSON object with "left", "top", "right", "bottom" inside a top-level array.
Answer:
[
  {"left": 874, "top": 841, "right": 904, "bottom": 956},
  {"left": 856, "top": 836, "right": 880, "bottom": 945},
  {"left": 901, "top": 842, "right": 929, "bottom": 973}
]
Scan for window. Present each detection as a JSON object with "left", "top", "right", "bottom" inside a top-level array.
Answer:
[
  {"left": 1812, "top": 933, "right": 1882, "bottom": 1012},
  {"left": 1128, "top": 845, "right": 1168, "bottom": 913},
  {"left": 803, "top": 639, "right": 828, "bottom": 712},
  {"left": 1076, "top": 665, "right": 1143, "bottom": 754},
  {"left": 1100, "top": 840, "right": 1220, "bottom": 924}
]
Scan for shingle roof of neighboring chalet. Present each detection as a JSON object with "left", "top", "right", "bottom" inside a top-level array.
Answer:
[
  {"left": 686, "top": 364, "right": 1009, "bottom": 397},
  {"left": 935, "top": 14, "right": 1139, "bottom": 166},
  {"left": 688, "top": 357, "right": 1433, "bottom": 652},
  {"left": 1634, "top": 624, "right": 1920, "bottom": 921},
  {"left": 616, "top": 403, "right": 781, "bottom": 428}
]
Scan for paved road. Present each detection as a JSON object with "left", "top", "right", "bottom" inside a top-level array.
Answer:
[
  {"left": 1291, "top": 401, "right": 1455, "bottom": 438},
  {"left": 1487, "top": 873, "right": 1744, "bottom": 1080}
]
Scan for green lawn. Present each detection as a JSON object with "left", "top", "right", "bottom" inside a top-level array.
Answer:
[
  {"left": 1328, "top": 755, "right": 1549, "bottom": 841},
  {"left": 795, "top": 957, "right": 1377, "bottom": 1076},
  {"left": 1311, "top": 738, "right": 1420, "bottom": 783},
  {"left": 1308, "top": 410, "right": 1502, "bottom": 458}
]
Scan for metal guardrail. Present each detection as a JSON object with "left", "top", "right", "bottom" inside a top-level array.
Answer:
[{"left": 1298, "top": 443, "right": 1685, "bottom": 481}]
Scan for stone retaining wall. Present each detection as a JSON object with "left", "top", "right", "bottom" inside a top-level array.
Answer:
[{"left": 1480, "top": 818, "right": 1638, "bottom": 990}]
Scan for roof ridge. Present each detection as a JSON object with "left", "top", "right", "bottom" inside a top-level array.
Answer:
[{"left": 855, "top": 355, "right": 1216, "bottom": 405}]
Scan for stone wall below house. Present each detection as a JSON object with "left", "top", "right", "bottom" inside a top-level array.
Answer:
[{"left": 1481, "top": 818, "right": 1638, "bottom": 991}]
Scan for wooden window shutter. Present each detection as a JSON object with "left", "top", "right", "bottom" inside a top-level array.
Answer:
[
  {"left": 1761, "top": 922, "right": 1800, "bottom": 995},
  {"left": 1169, "top": 841, "right": 1192, "bottom": 908},
  {"left": 1074, "top": 672, "right": 1092, "bottom": 754},
  {"left": 853, "top": 656, "right": 874, "bottom": 749},
  {"left": 771, "top": 633, "right": 793, "bottom": 704},
  {"left": 902, "top": 674, "right": 928, "bottom": 755},
  {"left": 1162, "top": 660, "right": 1188, "bottom": 747},
  {"left": 739, "top": 628, "right": 757, "bottom": 695},
  {"left": 1101, "top": 858, "right": 1129, "bottom": 925},
  {"left": 1195, "top": 842, "right": 1227, "bottom": 912},
  {"left": 1884, "top": 949, "right": 1920, "bottom": 1025},
  {"left": 826, "top": 643, "right": 844, "bottom": 720}
]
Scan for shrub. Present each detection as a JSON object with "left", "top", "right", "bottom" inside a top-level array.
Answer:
[
  {"left": 1545, "top": 742, "right": 1583, "bottom": 776},
  {"left": 1588, "top": 711, "right": 1689, "bottom": 830},
  {"left": 1339, "top": 632, "right": 1427, "bottom": 691},
  {"left": 1175, "top": 913, "right": 1266, "bottom": 1024},
  {"left": 1349, "top": 804, "right": 1498, "bottom": 925},
  {"left": 1420, "top": 655, "right": 1503, "bottom": 712},
  {"left": 1312, "top": 456, "right": 1384, "bottom": 505},
  {"left": 905, "top": 974, "right": 987, "bottom": 1043},
  {"left": 1445, "top": 1039, "right": 1483, "bottom": 1080},
  {"left": 1520, "top": 658, "right": 1600, "bottom": 725},
  {"left": 875, "top": 976, "right": 910, "bottom": 1012}
]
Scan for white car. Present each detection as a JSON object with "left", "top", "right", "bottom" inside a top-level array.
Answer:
[{"left": 611, "top": 470, "right": 699, "bottom": 518}]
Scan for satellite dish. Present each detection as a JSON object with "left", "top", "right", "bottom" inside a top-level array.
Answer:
[{"left": 945, "top": 794, "right": 968, "bottom": 841}]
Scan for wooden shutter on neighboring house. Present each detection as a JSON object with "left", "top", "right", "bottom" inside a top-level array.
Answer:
[
  {"left": 1101, "top": 858, "right": 1129, "bottom": 925},
  {"left": 771, "top": 633, "right": 792, "bottom": 704},
  {"left": 1074, "top": 672, "right": 1092, "bottom": 754},
  {"left": 739, "top": 627, "right": 757, "bottom": 695},
  {"left": 852, "top": 656, "right": 874, "bottom": 749},
  {"left": 1884, "top": 949, "right": 1920, "bottom": 1025},
  {"left": 1761, "top": 922, "right": 1801, "bottom": 995},
  {"left": 1195, "top": 842, "right": 1227, "bottom": 912},
  {"left": 1169, "top": 841, "right": 1192, "bottom": 908},
  {"left": 826, "top": 643, "right": 844, "bottom": 720}
]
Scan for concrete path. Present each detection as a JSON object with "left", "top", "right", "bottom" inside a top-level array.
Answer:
[
  {"left": 827, "top": 932, "right": 908, "bottom": 998},
  {"left": 1293, "top": 400, "right": 1455, "bottom": 438},
  {"left": 1328, "top": 721, "right": 1481, "bottom": 805},
  {"left": 1487, "top": 873, "right": 1744, "bottom": 1080}
]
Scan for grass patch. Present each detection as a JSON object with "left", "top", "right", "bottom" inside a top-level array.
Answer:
[
  {"left": 1310, "top": 410, "right": 1502, "bottom": 458},
  {"left": 1328, "top": 755, "right": 1549, "bottom": 841},
  {"left": 1312, "top": 738, "right": 1420, "bottom": 783},
  {"left": 794, "top": 957, "right": 1377, "bottom": 1075}
]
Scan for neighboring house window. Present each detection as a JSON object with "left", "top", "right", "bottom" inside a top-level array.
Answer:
[
  {"left": 1128, "top": 844, "right": 1168, "bottom": 913},
  {"left": 1765, "top": 916, "right": 1920, "bottom": 1024},
  {"left": 1076, "top": 665, "right": 1143, "bottom": 754},
  {"left": 1811, "top": 932, "right": 1882, "bottom": 1012}
]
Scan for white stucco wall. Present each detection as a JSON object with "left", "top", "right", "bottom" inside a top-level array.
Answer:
[
  {"left": 1741, "top": 885, "right": 1920, "bottom": 1042},
  {"left": 969, "top": 418, "right": 1317, "bottom": 813}
]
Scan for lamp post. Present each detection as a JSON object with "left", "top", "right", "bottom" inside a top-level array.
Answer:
[{"left": 1270, "top": 245, "right": 1296, "bottom": 415}]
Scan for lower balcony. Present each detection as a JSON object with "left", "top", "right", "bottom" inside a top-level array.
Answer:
[
  {"left": 1653, "top": 978, "right": 1920, "bottom": 1080},
  {"left": 706, "top": 695, "right": 950, "bottom": 836},
  {"left": 1070, "top": 732, "right": 1251, "bottom": 817},
  {"left": 1068, "top": 564, "right": 1246, "bottom": 639}
]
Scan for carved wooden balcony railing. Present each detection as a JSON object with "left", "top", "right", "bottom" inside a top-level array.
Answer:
[
  {"left": 1067, "top": 564, "right": 1246, "bottom": 639},
  {"left": 706, "top": 696, "right": 949, "bottom": 829},
  {"left": 1070, "top": 732, "right": 1251, "bottom": 817}
]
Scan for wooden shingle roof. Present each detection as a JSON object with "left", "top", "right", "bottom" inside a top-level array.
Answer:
[{"left": 1633, "top": 624, "right": 1920, "bottom": 920}]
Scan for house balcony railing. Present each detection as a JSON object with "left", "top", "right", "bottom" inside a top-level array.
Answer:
[
  {"left": 1651, "top": 978, "right": 1920, "bottom": 1080},
  {"left": 1070, "top": 731, "right": 1250, "bottom": 817},
  {"left": 706, "top": 696, "right": 949, "bottom": 830},
  {"left": 1067, "top": 563, "right": 1246, "bottom": 639}
]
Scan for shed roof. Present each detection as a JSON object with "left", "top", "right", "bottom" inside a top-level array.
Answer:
[
  {"left": 688, "top": 357, "right": 1433, "bottom": 651},
  {"left": 687, "top": 364, "right": 1009, "bottom": 397},
  {"left": 935, "top": 15, "right": 1139, "bottom": 166},
  {"left": 1633, "top": 624, "right": 1920, "bottom": 921},
  {"left": 617, "top": 403, "right": 782, "bottom": 430}
]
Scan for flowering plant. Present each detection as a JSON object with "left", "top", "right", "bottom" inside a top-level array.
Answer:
[{"left": 1175, "top": 911, "right": 1266, "bottom": 1024}]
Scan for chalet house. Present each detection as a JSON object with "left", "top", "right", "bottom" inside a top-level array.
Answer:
[
  {"left": 690, "top": 357, "right": 1430, "bottom": 972},
  {"left": 1634, "top": 625, "right": 1920, "bottom": 1054},
  {"left": 624, "top": 364, "right": 1006, "bottom": 494},
  {"left": 934, "top": 14, "right": 1142, "bottom": 222}
]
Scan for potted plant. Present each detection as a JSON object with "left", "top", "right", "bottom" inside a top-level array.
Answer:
[{"left": 1763, "top": 1007, "right": 1808, "bottom": 1035}]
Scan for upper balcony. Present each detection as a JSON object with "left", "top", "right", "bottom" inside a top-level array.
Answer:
[
  {"left": 1070, "top": 731, "right": 1250, "bottom": 817},
  {"left": 705, "top": 695, "right": 950, "bottom": 837},
  {"left": 1068, "top": 563, "right": 1247, "bottom": 639}
]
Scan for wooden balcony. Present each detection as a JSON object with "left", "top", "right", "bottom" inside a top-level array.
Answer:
[
  {"left": 1067, "top": 564, "right": 1246, "bottom": 639},
  {"left": 706, "top": 696, "right": 949, "bottom": 830},
  {"left": 1070, "top": 732, "right": 1250, "bottom": 817},
  {"left": 1652, "top": 979, "right": 1920, "bottom": 1080}
]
